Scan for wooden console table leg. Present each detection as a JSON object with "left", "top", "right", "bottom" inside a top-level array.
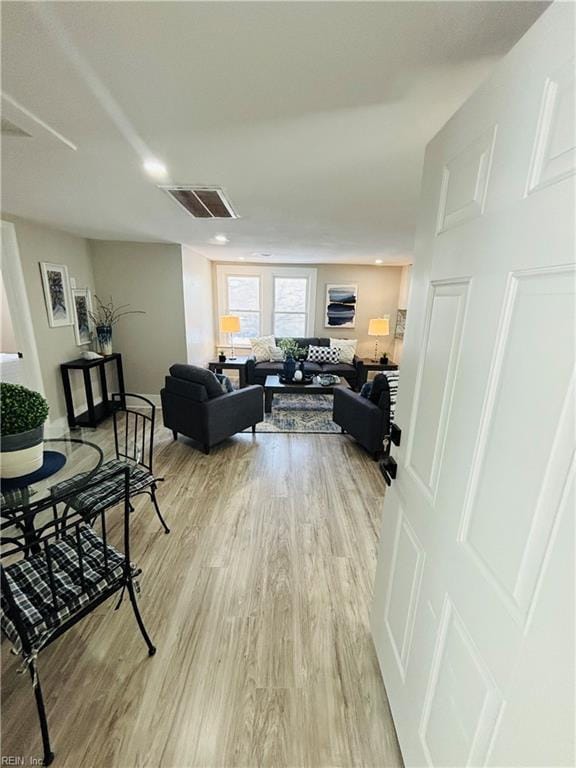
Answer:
[
  {"left": 61, "top": 367, "right": 77, "bottom": 428},
  {"left": 115, "top": 354, "right": 126, "bottom": 408},
  {"left": 99, "top": 362, "right": 109, "bottom": 414},
  {"left": 83, "top": 368, "right": 96, "bottom": 428}
]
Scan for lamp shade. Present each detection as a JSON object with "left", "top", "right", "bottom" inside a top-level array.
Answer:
[
  {"left": 368, "top": 317, "right": 390, "bottom": 337},
  {"left": 219, "top": 315, "right": 241, "bottom": 333}
]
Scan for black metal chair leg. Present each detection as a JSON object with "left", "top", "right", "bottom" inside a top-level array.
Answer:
[
  {"left": 127, "top": 579, "right": 156, "bottom": 656},
  {"left": 150, "top": 485, "right": 170, "bottom": 534},
  {"left": 28, "top": 662, "right": 54, "bottom": 766}
]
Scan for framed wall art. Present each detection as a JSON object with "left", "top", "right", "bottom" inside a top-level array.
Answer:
[
  {"left": 325, "top": 284, "right": 358, "bottom": 328},
  {"left": 39, "top": 262, "right": 73, "bottom": 327},
  {"left": 72, "top": 288, "right": 93, "bottom": 346}
]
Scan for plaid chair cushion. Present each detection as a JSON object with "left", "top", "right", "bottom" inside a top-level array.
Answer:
[
  {"left": 51, "top": 459, "right": 155, "bottom": 516},
  {"left": 1, "top": 525, "right": 129, "bottom": 655}
]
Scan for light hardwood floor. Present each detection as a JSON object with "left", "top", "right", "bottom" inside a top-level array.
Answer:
[{"left": 1, "top": 424, "right": 403, "bottom": 768}]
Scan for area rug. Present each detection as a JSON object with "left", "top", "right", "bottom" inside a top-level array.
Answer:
[{"left": 248, "top": 393, "right": 341, "bottom": 434}]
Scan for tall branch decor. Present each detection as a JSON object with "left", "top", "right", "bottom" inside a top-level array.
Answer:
[{"left": 88, "top": 296, "right": 145, "bottom": 355}]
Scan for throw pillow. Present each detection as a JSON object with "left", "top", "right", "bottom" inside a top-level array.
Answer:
[
  {"left": 368, "top": 371, "right": 399, "bottom": 420},
  {"left": 269, "top": 346, "right": 284, "bottom": 362},
  {"left": 385, "top": 371, "right": 399, "bottom": 420},
  {"left": 330, "top": 338, "right": 357, "bottom": 365},
  {"left": 360, "top": 382, "right": 372, "bottom": 399},
  {"left": 250, "top": 335, "right": 275, "bottom": 363},
  {"left": 308, "top": 345, "right": 341, "bottom": 364},
  {"left": 215, "top": 373, "right": 234, "bottom": 393}
]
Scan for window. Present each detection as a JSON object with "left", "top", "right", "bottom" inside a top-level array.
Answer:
[
  {"left": 217, "top": 265, "right": 317, "bottom": 346},
  {"left": 226, "top": 275, "right": 260, "bottom": 345},
  {"left": 273, "top": 277, "right": 307, "bottom": 337}
]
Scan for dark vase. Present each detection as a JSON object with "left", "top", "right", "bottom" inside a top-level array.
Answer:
[
  {"left": 283, "top": 354, "right": 296, "bottom": 381},
  {"left": 96, "top": 324, "right": 113, "bottom": 355},
  {"left": 380, "top": 354, "right": 389, "bottom": 365},
  {"left": 218, "top": 353, "right": 226, "bottom": 363}
]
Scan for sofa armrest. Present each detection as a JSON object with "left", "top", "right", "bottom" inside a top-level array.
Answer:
[
  {"left": 333, "top": 387, "right": 387, "bottom": 454},
  {"left": 353, "top": 355, "right": 364, "bottom": 387},
  {"left": 203, "top": 384, "right": 262, "bottom": 412},
  {"left": 245, "top": 357, "right": 257, "bottom": 384}
]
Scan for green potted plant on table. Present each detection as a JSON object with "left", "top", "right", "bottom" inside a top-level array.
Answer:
[
  {"left": 278, "top": 338, "right": 308, "bottom": 381},
  {"left": 0, "top": 383, "right": 49, "bottom": 479}
]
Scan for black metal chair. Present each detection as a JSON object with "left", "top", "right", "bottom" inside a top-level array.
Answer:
[
  {"left": 53, "top": 394, "right": 170, "bottom": 534},
  {"left": 0, "top": 466, "right": 156, "bottom": 765}
]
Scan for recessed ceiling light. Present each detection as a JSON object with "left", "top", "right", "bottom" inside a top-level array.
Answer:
[
  {"left": 252, "top": 252, "right": 272, "bottom": 258},
  {"left": 238, "top": 256, "right": 246, "bottom": 261},
  {"left": 213, "top": 234, "right": 229, "bottom": 244},
  {"left": 143, "top": 158, "right": 168, "bottom": 179},
  {"left": 374, "top": 259, "right": 384, "bottom": 265}
]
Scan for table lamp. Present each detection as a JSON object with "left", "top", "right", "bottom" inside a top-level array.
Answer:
[
  {"left": 219, "top": 315, "right": 241, "bottom": 359},
  {"left": 368, "top": 317, "right": 390, "bottom": 362}
]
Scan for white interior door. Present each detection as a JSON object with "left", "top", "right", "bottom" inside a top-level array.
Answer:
[{"left": 371, "top": 5, "right": 575, "bottom": 767}]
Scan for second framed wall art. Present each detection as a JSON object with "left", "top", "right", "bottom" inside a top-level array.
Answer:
[{"left": 72, "top": 288, "right": 93, "bottom": 346}]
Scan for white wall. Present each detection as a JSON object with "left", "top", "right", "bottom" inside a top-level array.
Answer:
[
  {"left": 313, "top": 264, "right": 403, "bottom": 359},
  {"left": 182, "top": 245, "right": 215, "bottom": 365},
  {"left": 213, "top": 261, "right": 404, "bottom": 359},
  {"left": 0, "top": 269, "right": 17, "bottom": 353},
  {"left": 1, "top": 215, "right": 98, "bottom": 427},
  {"left": 89, "top": 240, "right": 188, "bottom": 396}
]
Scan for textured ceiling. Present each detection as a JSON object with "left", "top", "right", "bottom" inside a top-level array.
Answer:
[{"left": 1, "top": 1, "right": 549, "bottom": 264}]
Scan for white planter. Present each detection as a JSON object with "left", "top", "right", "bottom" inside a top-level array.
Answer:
[{"left": 0, "top": 425, "right": 44, "bottom": 479}]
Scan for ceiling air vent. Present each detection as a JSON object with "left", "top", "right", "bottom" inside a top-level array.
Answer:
[{"left": 160, "top": 186, "right": 239, "bottom": 219}]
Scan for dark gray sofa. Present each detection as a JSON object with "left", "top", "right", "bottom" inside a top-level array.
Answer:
[
  {"left": 332, "top": 373, "right": 392, "bottom": 459},
  {"left": 245, "top": 337, "right": 364, "bottom": 390},
  {"left": 161, "top": 364, "right": 264, "bottom": 454}
]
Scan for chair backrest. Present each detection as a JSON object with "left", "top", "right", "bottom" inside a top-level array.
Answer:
[
  {"left": 1, "top": 466, "right": 132, "bottom": 653},
  {"left": 112, "top": 393, "right": 156, "bottom": 474}
]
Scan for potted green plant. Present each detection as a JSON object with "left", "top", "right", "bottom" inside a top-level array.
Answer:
[
  {"left": 88, "top": 295, "right": 145, "bottom": 356},
  {"left": 218, "top": 350, "right": 227, "bottom": 363},
  {"left": 278, "top": 338, "right": 308, "bottom": 381},
  {"left": 0, "top": 383, "right": 49, "bottom": 479}
]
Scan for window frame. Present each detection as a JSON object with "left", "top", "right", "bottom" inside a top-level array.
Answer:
[
  {"left": 216, "top": 265, "right": 317, "bottom": 348},
  {"left": 272, "top": 276, "right": 309, "bottom": 338},
  {"left": 225, "top": 273, "right": 262, "bottom": 345}
]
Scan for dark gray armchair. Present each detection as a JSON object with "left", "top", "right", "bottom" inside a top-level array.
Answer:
[
  {"left": 161, "top": 364, "right": 264, "bottom": 454},
  {"left": 332, "top": 374, "right": 392, "bottom": 459}
]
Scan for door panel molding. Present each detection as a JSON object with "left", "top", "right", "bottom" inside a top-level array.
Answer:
[
  {"left": 458, "top": 265, "right": 575, "bottom": 622},
  {"left": 526, "top": 59, "right": 576, "bottom": 195},
  {"left": 384, "top": 507, "right": 425, "bottom": 681},
  {"left": 436, "top": 125, "right": 497, "bottom": 235},
  {"left": 405, "top": 278, "right": 471, "bottom": 501},
  {"left": 419, "top": 596, "right": 504, "bottom": 767}
]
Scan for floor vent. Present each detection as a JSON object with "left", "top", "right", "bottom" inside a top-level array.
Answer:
[{"left": 160, "top": 186, "right": 238, "bottom": 219}]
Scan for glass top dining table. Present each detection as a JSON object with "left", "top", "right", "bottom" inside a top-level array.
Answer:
[{"left": 0, "top": 438, "right": 105, "bottom": 514}]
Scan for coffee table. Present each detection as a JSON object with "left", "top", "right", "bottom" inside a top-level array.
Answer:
[{"left": 264, "top": 374, "right": 350, "bottom": 413}]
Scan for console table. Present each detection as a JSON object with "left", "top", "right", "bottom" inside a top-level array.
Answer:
[
  {"left": 359, "top": 359, "right": 398, "bottom": 387},
  {"left": 207, "top": 356, "right": 250, "bottom": 388},
  {"left": 60, "top": 353, "right": 125, "bottom": 429}
]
